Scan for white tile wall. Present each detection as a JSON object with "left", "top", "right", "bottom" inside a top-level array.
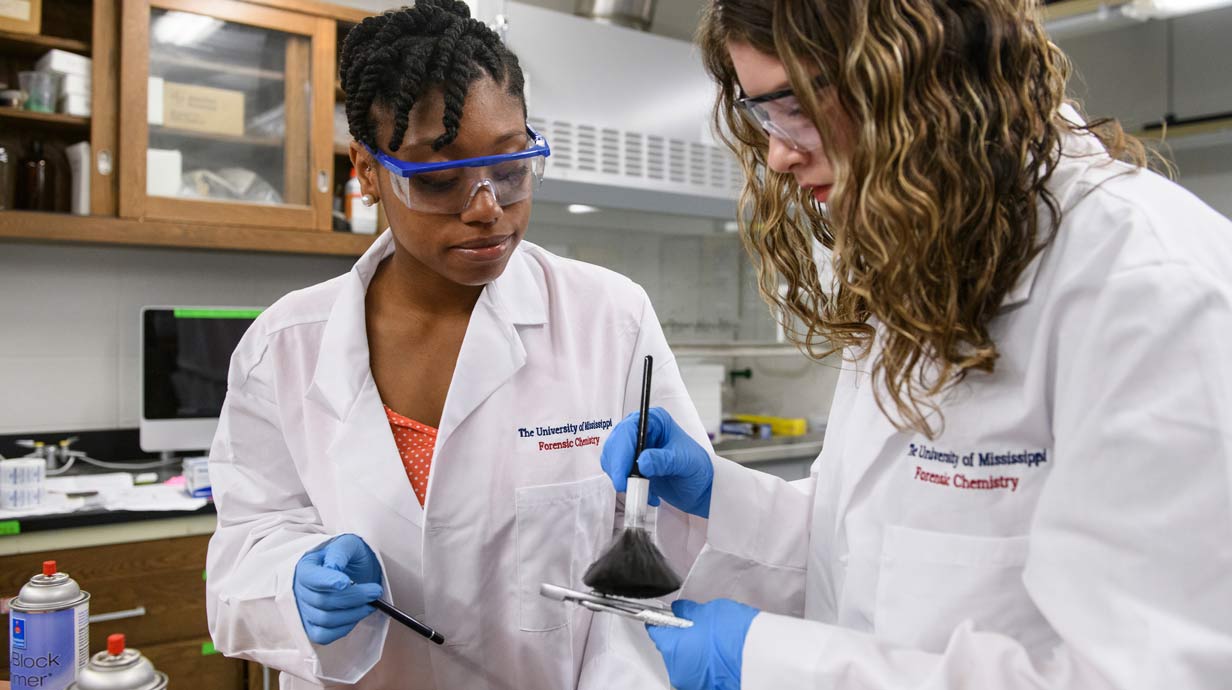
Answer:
[
  {"left": 1058, "top": 8, "right": 1232, "bottom": 220},
  {"left": 727, "top": 353, "right": 843, "bottom": 430},
  {"left": 0, "top": 206, "right": 797, "bottom": 435},
  {"left": 1172, "top": 143, "right": 1232, "bottom": 220},
  {"left": 528, "top": 207, "right": 769, "bottom": 344},
  {"left": 0, "top": 243, "right": 352, "bottom": 434},
  {"left": 0, "top": 356, "right": 115, "bottom": 432}
]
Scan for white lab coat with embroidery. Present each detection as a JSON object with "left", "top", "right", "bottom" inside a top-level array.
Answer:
[
  {"left": 205, "top": 233, "right": 708, "bottom": 690},
  {"left": 679, "top": 108, "right": 1232, "bottom": 689}
]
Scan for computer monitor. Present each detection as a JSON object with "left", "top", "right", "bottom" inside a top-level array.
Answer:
[{"left": 140, "top": 306, "right": 262, "bottom": 454}]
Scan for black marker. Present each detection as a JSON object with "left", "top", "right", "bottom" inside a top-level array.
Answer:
[{"left": 371, "top": 598, "right": 445, "bottom": 645}]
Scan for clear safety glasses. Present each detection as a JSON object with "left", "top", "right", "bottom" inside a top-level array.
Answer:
[
  {"left": 364, "top": 125, "right": 551, "bottom": 214},
  {"left": 735, "top": 87, "right": 823, "bottom": 153}
]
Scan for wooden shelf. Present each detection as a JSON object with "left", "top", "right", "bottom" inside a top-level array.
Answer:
[
  {"left": 0, "top": 107, "right": 90, "bottom": 131},
  {"left": 1042, "top": 0, "right": 1130, "bottom": 22},
  {"left": 154, "top": 53, "right": 284, "bottom": 81},
  {"left": 250, "top": 0, "right": 370, "bottom": 23},
  {"left": 151, "top": 126, "right": 284, "bottom": 148},
  {"left": 1137, "top": 116, "right": 1232, "bottom": 141},
  {"left": 0, "top": 211, "right": 377, "bottom": 257},
  {"left": 0, "top": 29, "right": 90, "bottom": 57}
]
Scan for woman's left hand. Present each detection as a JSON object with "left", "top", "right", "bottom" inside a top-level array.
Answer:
[{"left": 646, "top": 599, "right": 760, "bottom": 690}]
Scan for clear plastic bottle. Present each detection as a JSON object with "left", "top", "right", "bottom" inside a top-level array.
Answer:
[
  {"left": 343, "top": 167, "right": 361, "bottom": 223},
  {"left": 345, "top": 167, "right": 378, "bottom": 234}
]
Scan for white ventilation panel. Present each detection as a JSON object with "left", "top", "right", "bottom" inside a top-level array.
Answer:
[
  {"left": 499, "top": 2, "right": 742, "bottom": 218},
  {"left": 531, "top": 118, "right": 742, "bottom": 201}
]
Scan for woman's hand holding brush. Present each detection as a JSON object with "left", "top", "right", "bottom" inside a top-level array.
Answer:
[{"left": 600, "top": 407, "right": 714, "bottom": 519}]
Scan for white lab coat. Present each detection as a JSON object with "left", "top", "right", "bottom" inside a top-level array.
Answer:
[
  {"left": 205, "top": 232, "right": 708, "bottom": 690},
  {"left": 680, "top": 110, "right": 1232, "bottom": 689}
]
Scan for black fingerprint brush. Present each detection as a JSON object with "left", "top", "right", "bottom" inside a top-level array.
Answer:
[{"left": 582, "top": 355, "right": 684, "bottom": 599}]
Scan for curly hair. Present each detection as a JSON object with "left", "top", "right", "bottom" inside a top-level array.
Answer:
[
  {"left": 699, "top": 0, "right": 1146, "bottom": 437},
  {"left": 339, "top": 0, "right": 526, "bottom": 153}
]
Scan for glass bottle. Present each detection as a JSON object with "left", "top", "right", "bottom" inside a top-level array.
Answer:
[
  {"left": 17, "top": 140, "right": 54, "bottom": 212},
  {"left": 0, "top": 145, "right": 13, "bottom": 210}
]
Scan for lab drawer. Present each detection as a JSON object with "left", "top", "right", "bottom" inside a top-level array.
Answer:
[
  {"left": 247, "top": 661, "right": 282, "bottom": 690},
  {"left": 1, "top": 534, "right": 212, "bottom": 680},
  {"left": 142, "top": 637, "right": 245, "bottom": 690}
]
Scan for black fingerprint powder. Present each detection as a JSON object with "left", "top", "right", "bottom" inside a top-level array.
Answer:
[{"left": 582, "top": 528, "right": 683, "bottom": 599}]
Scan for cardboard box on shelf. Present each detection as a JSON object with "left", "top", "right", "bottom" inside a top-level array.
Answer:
[
  {"left": 66, "top": 141, "right": 90, "bottom": 215},
  {"left": 0, "top": 0, "right": 42, "bottom": 35},
  {"left": 35, "top": 49, "right": 91, "bottom": 78},
  {"left": 162, "top": 82, "right": 244, "bottom": 137}
]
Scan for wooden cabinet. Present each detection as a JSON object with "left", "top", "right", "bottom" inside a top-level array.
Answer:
[
  {"left": 119, "top": 0, "right": 336, "bottom": 231},
  {"left": 0, "top": 534, "right": 246, "bottom": 690},
  {"left": 0, "top": 0, "right": 98, "bottom": 214},
  {"left": 0, "top": 0, "right": 376, "bottom": 256}
]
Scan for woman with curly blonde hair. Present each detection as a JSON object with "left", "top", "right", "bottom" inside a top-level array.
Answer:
[{"left": 597, "top": 1, "right": 1232, "bottom": 688}]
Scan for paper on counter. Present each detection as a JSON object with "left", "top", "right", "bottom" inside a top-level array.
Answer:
[
  {"left": 45, "top": 472, "right": 135, "bottom": 494},
  {"left": 0, "top": 493, "right": 85, "bottom": 520},
  {"left": 0, "top": 474, "right": 206, "bottom": 519},
  {"left": 100, "top": 484, "right": 208, "bottom": 512}
]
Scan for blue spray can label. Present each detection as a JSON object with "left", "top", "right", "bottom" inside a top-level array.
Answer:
[{"left": 9, "top": 561, "right": 90, "bottom": 690}]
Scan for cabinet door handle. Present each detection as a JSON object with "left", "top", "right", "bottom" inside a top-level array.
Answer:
[{"left": 90, "top": 606, "right": 147, "bottom": 623}]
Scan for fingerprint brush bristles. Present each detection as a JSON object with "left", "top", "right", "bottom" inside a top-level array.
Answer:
[{"left": 582, "top": 528, "right": 683, "bottom": 599}]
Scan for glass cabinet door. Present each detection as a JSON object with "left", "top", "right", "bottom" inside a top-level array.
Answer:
[{"left": 121, "top": 0, "right": 333, "bottom": 230}]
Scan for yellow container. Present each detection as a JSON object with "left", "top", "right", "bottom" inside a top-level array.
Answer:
[{"left": 731, "top": 414, "right": 808, "bottom": 437}]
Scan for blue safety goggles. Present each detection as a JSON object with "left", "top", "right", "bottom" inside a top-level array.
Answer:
[{"left": 363, "top": 125, "right": 551, "bottom": 214}]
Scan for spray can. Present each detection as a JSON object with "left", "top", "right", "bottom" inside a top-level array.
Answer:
[
  {"left": 68, "top": 634, "right": 168, "bottom": 690},
  {"left": 10, "top": 560, "right": 91, "bottom": 689}
]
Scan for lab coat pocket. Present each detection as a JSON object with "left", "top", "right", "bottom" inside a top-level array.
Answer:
[
  {"left": 874, "top": 526, "right": 1053, "bottom": 657},
  {"left": 515, "top": 474, "right": 615, "bottom": 632}
]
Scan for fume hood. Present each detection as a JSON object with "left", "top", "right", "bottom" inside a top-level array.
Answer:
[{"left": 476, "top": 1, "right": 742, "bottom": 219}]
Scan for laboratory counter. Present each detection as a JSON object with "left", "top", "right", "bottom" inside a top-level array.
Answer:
[
  {"left": 1, "top": 459, "right": 216, "bottom": 555},
  {"left": 713, "top": 429, "right": 825, "bottom": 464},
  {"left": 0, "top": 432, "right": 821, "bottom": 688},
  {"left": 0, "top": 462, "right": 240, "bottom": 688},
  {"left": 0, "top": 519, "right": 241, "bottom": 688},
  {"left": 1, "top": 430, "right": 823, "bottom": 554}
]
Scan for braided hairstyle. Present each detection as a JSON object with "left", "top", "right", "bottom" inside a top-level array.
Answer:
[{"left": 340, "top": 0, "right": 526, "bottom": 153}]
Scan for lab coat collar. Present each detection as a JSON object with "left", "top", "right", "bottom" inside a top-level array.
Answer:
[
  {"left": 1000, "top": 103, "right": 1108, "bottom": 310},
  {"left": 306, "top": 231, "right": 548, "bottom": 420},
  {"left": 1001, "top": 244, "right": 1045, "bottom": 310},
  {"left": 432, "top": 240, "right": 548, "bottom": 452},
  {"left": 304, "top": 232, "right": 392, "bottom": 420},
  {"left": 303, "top": 230, "right": 548, "bottom": 526},
  {"left": 487, "top": 238, "right": 549, "bottom": 327}
]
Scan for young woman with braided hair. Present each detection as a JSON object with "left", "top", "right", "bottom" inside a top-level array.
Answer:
[
  {"left": 205, "top": 2, "right": 712, "bottom": 688},
  {"left": 597, "top": 0, "right": 1232, "bottom": 688}
]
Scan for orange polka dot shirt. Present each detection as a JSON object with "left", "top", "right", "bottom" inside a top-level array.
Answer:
[{"left": 384, "top": 405, "right": 437, "bottom": 506}]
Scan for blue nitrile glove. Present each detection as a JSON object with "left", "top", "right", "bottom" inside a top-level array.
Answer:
[
  {"left": 646, "top": 599, "right": 759, "bottom": 690},
  {"left": 293, "top": 534, "right": 384, "bottom": 645},
  {"left": 601, "top": 407, "right": 714, "bottom": 517}
]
